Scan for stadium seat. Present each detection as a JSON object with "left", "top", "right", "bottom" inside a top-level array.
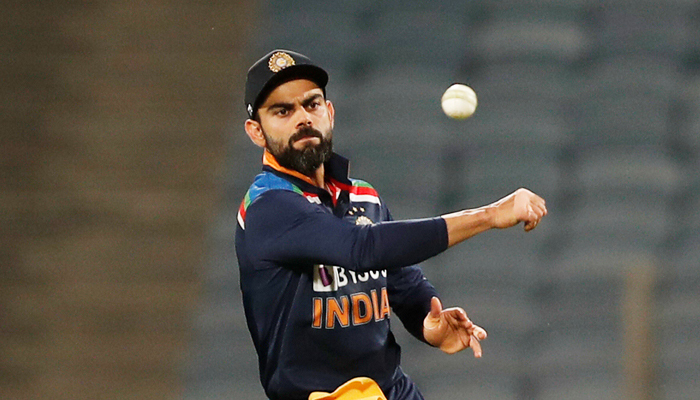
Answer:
[
  {"left": 571, "top": 98, "right": 671, "bottom": 147},
  {"left": 572, "top": 146, "right": 682, "bottom": 195},
  {"left": 564, "top": 145, "right": 681, "bottom": 252},
  {"left": 536, "top": 371, "right": 621, "bottom": 400},
  {"left": 468, "top": 12, "right": 591, "bottom": 65},
  {"left": 418, "top": 373, "right": 520, "bottom": 400},
  {"left": 566, "top": 200, "right": 672, "bottom": 253},
  {"left": 363, "top": 8, "right": 471, "bottom": 71},
  {"left": 458, "top": 143, "right": 565, "bottom": 206},
  {"left": 455, "top": 103, "right": 571, "bottom": 147},
  {"left": 657, "top": 287, "right": 700, "bottom": 400},
  {"left": 667, "top": 233, "right": 700, "bottom": 282},
  {"left": 567, "top": 56, "right": 678, "bottom": 147},
  {"left": 658, "top": 375, "right": 700, "bottom": 400},
  {"left": 256, "top": 10, "right": 367, "bottom": 79},
  {"left": 674, "top": 75, "right": 700, "bottom": 156},
  {"left": 577, "top": 54, "right": 679, "bottom": 99},
  {"left": 185, "top": 267, "right": 263, "bottom": 398},
  {"left": 351, "top": 65, "right": 455, "bottom": 126},
  {"left": 589, "top": 3, "right": 695, "bottom": 59},
  {"left": 469, "top": 60, "right": 576, "bottom": 104},
  {"left": 530, "top": 248, "right": 656, "bottom": 399}
]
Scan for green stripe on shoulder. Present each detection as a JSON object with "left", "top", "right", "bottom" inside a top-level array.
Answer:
[
  {"left": 350, "top": 179, "right": 375, "bottom": 189},
  {"left": 243, "top": 171, "right": 304, "bottom": 211}
]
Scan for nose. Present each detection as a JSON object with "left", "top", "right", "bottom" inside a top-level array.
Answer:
[{"left": 295, "top": 108, "right": 313, "bottom": 129}]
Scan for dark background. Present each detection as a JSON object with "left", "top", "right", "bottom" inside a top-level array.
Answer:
[{"left": 2, "top": 1, "right": 699, "bottom": 399}]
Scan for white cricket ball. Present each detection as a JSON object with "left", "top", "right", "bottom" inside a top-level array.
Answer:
[{"left": 441, "top": 83, "right": 477, "bottom": 120}]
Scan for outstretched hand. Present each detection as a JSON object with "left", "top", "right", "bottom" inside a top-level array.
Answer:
[
  {"left": 423, "top": 297, "right": 487, "bottom": 357},
  {"left": 490, "top": 188, "right": 547, "bottom": 232},
  {"left": 442, "top": 187, "right": 547, "bottom": 247}
]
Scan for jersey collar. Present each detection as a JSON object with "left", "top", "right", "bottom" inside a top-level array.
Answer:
[{"left": 262, "top": 150, "right": 351, "bottom": 188}]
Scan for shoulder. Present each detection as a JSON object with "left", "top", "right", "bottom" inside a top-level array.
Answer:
[
  {"left": 348, "top": 178, "right": 377, "bottom": 191},
  {"left": 249, "top": 172, "right": 303, "bottom": 199},
  {"left": 238, "top": 172, "right": 306, "bottom": 229},
  {"left": 347, "top": 178, "right": 382, "bottom": 206}
]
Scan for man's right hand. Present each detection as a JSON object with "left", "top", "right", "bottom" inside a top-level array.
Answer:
[
  {"left": 442, "top": 188, "right": 548, "bottom": 247},
  {"left": 488, "top": 188, "right": 548, "bottom": 232}
]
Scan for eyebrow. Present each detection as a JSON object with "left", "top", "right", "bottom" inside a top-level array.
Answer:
[
  {"left": 265, "top": 93, "right": 324, "bottom": 112},
  {"left": 301, "top": 93, "right": 323, "bottom": 107}
]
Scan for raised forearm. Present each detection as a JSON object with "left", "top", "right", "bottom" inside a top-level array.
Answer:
[
  {"left": 441, "top": 206, "right": 495, "bottom": 247},
  {"left": 441, "top": 188, "right": 548, "bottom": 247}
]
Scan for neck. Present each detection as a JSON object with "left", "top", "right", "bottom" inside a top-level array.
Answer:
[
  {"left": 262, "top": 150, "right": 326, "bottom": 188},
  {"left": 309, "top": 165, "right": 325, "bottom": 188}
]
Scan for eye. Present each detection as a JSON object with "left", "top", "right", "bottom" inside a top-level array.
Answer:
[
  {"left": 308, "top": 100, "right": 321, "bottom": 110},
  {"left": 275, "top": 108, "right": 288, "bottom": 116}
]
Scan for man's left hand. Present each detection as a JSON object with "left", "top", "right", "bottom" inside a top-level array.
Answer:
[{"left": 423, "top": 297, "right": 487, "bottom": 357}]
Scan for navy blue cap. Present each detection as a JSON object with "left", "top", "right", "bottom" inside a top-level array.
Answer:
[{"left": 244, "top": 49, "right": 329, "bottom": 118}]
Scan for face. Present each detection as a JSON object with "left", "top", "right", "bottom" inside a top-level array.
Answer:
[{"left": 245, "top": 79, "right": 335, "bottom": 176}]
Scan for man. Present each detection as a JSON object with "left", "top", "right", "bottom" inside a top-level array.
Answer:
[{"left": 235, "top": 49, "right": 547, "bottom": 400}]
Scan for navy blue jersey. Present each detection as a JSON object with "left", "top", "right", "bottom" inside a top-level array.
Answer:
[{"left": 235, "top": 152, "right": 448, "bottom": 400}]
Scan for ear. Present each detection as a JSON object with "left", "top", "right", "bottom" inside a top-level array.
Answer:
[
  {"left": 244, "top": 119, "right": 267, "bottom": 148},
  {"left": 326, "top": 100, "right": 335, "bottom": 129}
]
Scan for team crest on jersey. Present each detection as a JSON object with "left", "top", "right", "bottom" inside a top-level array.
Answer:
[
  {"left": 355, "top": 216, "right": 372, "bottom": 225},
  {"left": 268, "top": 51, "right": 295, "bottom": 72},
  {"left": 348, "top": 207, "right": 373, "bottom": 226}
]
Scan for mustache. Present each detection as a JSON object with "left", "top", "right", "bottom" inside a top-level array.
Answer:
[{"left": 289, "top": 126, "right": 323, "bottom": 144}]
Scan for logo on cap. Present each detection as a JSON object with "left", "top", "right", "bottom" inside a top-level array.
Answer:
[{"left": 268, "top": 52, "right": 295, "bottom": 73}]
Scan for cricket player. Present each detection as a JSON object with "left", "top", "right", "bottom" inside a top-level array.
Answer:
[{"left": 235, "top": 49, "right": 547, "bottom": 400}]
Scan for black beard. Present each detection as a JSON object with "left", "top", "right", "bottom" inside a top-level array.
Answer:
[{"left": 265, "top": 126, "right": 333, "bottom": 176}]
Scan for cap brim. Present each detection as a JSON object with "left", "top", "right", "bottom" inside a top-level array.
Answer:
[{"left": 253, "top": 64, "right": 329, "bottom": 113}]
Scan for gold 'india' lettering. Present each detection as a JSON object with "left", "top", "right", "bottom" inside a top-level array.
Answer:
[
  {"left": 326, "top": 296, "right": 351, "bottom": 329},
  {"left": 312, "top": 288, "right": 391, "bottom": 329}
]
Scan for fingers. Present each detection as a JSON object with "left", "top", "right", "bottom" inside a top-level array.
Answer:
[
  {"left": 425, "top": 299, "right": 488, "bottom": 357},
  {"left": 469, "top": 325, "right": 487, "bottom": 358},
  {"left": 443, "top": 307, "right": 471, "bottom": 326},
  {"left": 429, "top": 297, "right": 442, "bottom": 319},
  {"left": 470, "top": 335, "right": 483, "bottom": 358},
  {"left": 524, "top": 220, "right": 538, "bottom": 232},
  {"left": 524, "top": 193, "right": 547, "bottom": 231},
  {"left": 424, "top": 297, "right": 443, "bottom": 332},
  {"left": 472, "top": 325, "right": 487, "bottom": 341},
  {"left": 448, "top": 310, "right": 486, "bottom": 358},
  {"left": 536, "top": 197, "right": 548, "bottom": 215}
]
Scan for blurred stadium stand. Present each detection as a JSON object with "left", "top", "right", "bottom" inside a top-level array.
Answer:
[
  {"left": 184, "top": 0, "right": 700, "bottom": 399},
  {"left": 6, "top": 0, "right": 696, "bottom": 399},
  {"left": 1, "top": 1, "right": 252, "bottom": 399}
]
